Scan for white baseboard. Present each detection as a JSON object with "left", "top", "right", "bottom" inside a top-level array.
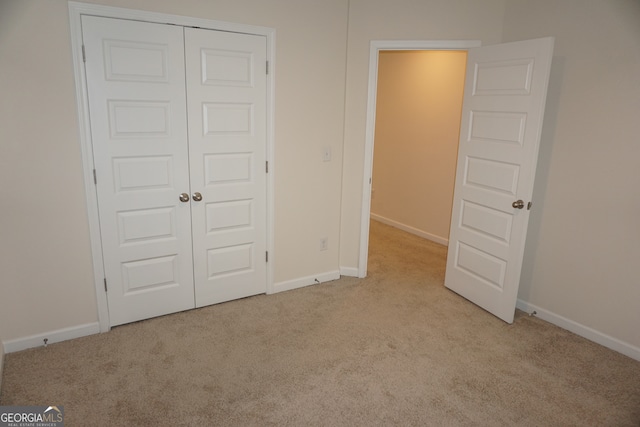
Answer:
[
  {"left": 271, "top": 270, "right": 341, "bottom": 294},
  {"left": 371, "top": 213, "right": 448, "bottom": 246},
  {"left": 516, "top": 300, "right": 640, "bottom": 362},
  {"left": 340, "top": 266, "right": 359, "bottom": 277},
  {"left": 2, "top": 322, "right": 100, "bottom": 354}
]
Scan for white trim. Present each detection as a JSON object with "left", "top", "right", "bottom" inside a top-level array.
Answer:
[
  {"left": 358, "top": 40, "right": 481, "bottom": 279},
  {"left": 340, "top": 266, "right": 359, "bottom": 277},
  {"left": 2, "top": 323, "right": 100, "bottom": 354},
  {"left": 68, "top": 3, "right": 110, "bottom": 332},
  {"left": 68, "top": 2, "right": 276, "bottom": 330},
  {"left": 370, "top": 213, "right": 448, "bottom": 246},
  {"left": 265, "top": 32, "right": 277, "bottom": 297},
  {"left": 516, "top": 300, "right": 640, "bottom": 362},
  {"left": 272, "top": 271, "right": 341, "bottom": 294}
]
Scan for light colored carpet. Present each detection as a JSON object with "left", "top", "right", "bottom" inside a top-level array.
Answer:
[{"left": 1, "top": 220, "right": 639, "bottom": 426}]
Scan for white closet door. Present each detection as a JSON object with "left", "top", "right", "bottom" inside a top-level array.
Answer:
[
  {"left": 82, "top": 16, "right": 195, "bottom": 326},
  {"left": 184, "top": 28, "right": 268, "bottom": 306}
]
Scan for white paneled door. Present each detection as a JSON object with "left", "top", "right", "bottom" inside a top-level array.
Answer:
[
  {"left": 184, "top": 28, "right": 267, "bottom": 307},
  {"left": 82, "top": 16, "right": 267, "bottom": 326},
  {"left": 445, "top": 38, "right": 554, "bottom": 323}
]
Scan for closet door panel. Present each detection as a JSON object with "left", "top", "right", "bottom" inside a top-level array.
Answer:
[
  {"left": 83, "top": 16, "right": 195, "bottom": 326},
  {"left": 184, "top": 28, "right": 268, "bottom": 306}
]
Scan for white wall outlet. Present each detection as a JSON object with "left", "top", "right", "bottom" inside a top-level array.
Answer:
[
  {"left": 323, "top": 146, "right": 331, "bottom": 162},
  {"left": 319, "top": 237, "right": 328, "bottom": 251}
]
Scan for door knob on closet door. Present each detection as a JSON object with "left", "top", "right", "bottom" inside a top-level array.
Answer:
[
  {"left": 179, "top": 193, "right": 190, "bottom": 202},
  {"left": 512, "top": 199, "right": 525, "bottom": 209},
  {"left": 192, "top": 192, "right": 203, "bottom": 202}
]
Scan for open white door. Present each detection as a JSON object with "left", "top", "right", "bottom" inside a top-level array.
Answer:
[{"left": 445, "top": 37, "right": 554, "bottom": 323}]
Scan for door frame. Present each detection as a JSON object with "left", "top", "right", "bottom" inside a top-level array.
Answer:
[
  {"left": 68, "top": 2, "right": 276, "bottom": 332},
  {"left": 357, "top": 40, "right": 481, "bottom": 278}
]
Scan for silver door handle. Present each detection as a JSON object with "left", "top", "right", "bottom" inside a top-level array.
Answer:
[
  {"left": 179, "top": 193, "right": 190, "bottom": 202},
  {"left": 192, "top": 192, "right": 203, "bottom": 202},
  {"left": 512, "top": 199, "right": 525, "bottom": 209}
]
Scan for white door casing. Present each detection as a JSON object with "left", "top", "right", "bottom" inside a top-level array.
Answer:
[
  {"left": 80, "top": 12, "right": 271, "bottom": 327},
  {"left": 83, "top": 16, "right": 196, "bottom": 326},
  {"left": 444, "top": 37, "right": 554, "bottom": 323},
  {"left": 184, "top": 28, "right": 268, "bottom": 306}
]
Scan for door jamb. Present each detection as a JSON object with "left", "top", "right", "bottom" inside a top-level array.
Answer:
[
  {"left": 357, "top": 40, "right": 481, "bottom": 278},
  {"left": 68, "top": 2, "right": 276, "bottom": 332}
]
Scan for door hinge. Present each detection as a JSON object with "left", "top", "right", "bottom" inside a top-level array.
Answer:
[
  {"left": 266, "top": 251, "right": 269, "bottom": 262},
  {"left": 93, "top": 169, "right": 97, "bottom": 185},
  {"left": 103, "top": 278, "right": 108, "bottom": 292},
  {"left": 266, "top": 60, "right": 269, "bottom": 75},
  {"left": 266, "top": 161, "right": 269, "bottom": 173},
  {"left": 82, "top": 45, "right": 86, "bottom": 63}
]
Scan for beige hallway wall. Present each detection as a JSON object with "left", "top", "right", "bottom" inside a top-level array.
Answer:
[{"left": 371, "top": 50, "right": 466, "bottom": 243}]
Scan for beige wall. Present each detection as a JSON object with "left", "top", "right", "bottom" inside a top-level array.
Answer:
[
  {"left": 339, "top": 0, "right": 506, "bottom": 269},
  {"left": 0, "top": 0, "right": 348, "bottom": 342},
  {"left": 503, "top": 0, "right": 640, "bottom": 349},
  {"left": 0, "top": 0, "right": 99, "bottom": 342},
  {"left": 371, "top": 51, "right": 466, "bottom": 242}
]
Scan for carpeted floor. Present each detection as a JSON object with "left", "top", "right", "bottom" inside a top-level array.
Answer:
[{"left": 1, "top": 220, "right": 639, "bottom": 426}]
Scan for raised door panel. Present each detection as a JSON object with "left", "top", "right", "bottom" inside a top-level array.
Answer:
[{"left": 82, "top": 16, "right": 195, "bottom": 326}]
